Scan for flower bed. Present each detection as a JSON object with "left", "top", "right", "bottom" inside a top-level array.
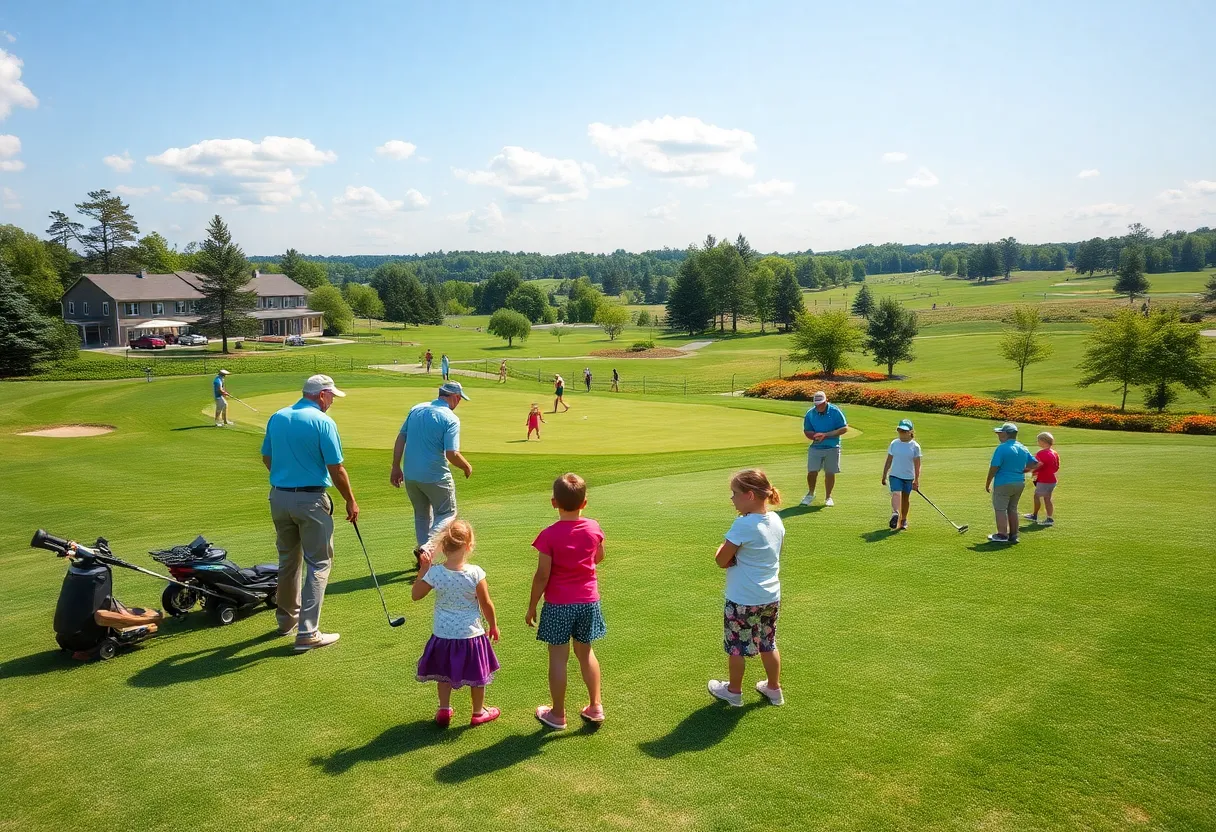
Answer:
[
  {"left": 787, "top": 369, "right": 891, "bottom": 383},
  {"left": 744, "top": 379, "right": 1216, "bottom": 435}
]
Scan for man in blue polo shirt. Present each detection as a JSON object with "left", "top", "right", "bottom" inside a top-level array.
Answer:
[
  {"left": 261, "top": 374, "right": 359, "bottom": 652},
  {"left": 801, "top": 390, "right": 849, "bottom": 506},
  {"left": 985, "top": 422, "right": 1039, "bottom": 544},
  {"left": 391, "top": 381, "right": 473, "bottom": 565}
]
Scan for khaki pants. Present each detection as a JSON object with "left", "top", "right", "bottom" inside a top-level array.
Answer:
[
  {"left": 269, "top": 488, "right": 335, "bottom": 636},
  {"left": 404, "top": 475, "right": 457, "bottom": 548}
]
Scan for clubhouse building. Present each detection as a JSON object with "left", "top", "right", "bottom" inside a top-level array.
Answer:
[{"left": 59, "top": 270, "right": 324, "bottom": 347}]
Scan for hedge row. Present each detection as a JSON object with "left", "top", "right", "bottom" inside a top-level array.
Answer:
[
  {"left": 745, "top": 379, "right": 1216, "bottom": 435},
  {"left": 787, "top": 369, "right": 890, "bottom": 383}
]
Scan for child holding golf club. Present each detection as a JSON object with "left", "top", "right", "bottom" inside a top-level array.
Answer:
[
  {"left": 881, "top": 419, "right": 922, "bottom": 530},
  {"left": 412, "top": 519, "right": 501, "bottom": 727},
  {"left": 709, "top": 469, "right": 785, "bottom": 708},
  {"left": 1024, "top": 432, "right": 1060, "bottom": 526},
  {"left": 527, "top": 473, "right": 606, "bottom": 729},
  {"left": 526, "top": 402, "right": 546, "bottom": 441}
]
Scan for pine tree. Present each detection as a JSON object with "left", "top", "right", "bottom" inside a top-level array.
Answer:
[
  {"left": 851, "top": 283, "right": 876, "bottom": 318},
  {"left": 666, "top": 255, "right": 713, "bottom": 335},
  {"left": 194, "top": 215, "right": 257, "bottom": 354},
  {"left": 864, "top": 297, "right": 918, "bottom": 377},
  {"left": 0, "top": 262, "right": 64, "bottom": 377},
  {"left": 46, "top": 210, "right": 83, "bottom": 249},
  {"left": 1114, "top": 245, "right": 1150, "bottom": 302},
  {"left": 772, "top": 269, "right": 805, "bottom": 332},
  {"left": 75, "top": 189, "right": 139, "bottom": 272}
]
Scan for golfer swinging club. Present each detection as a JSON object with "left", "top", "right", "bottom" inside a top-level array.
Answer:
[
  {"left": 391, "top": 381, "right": 473, "bottom": 566},
  {"left": 261, "top": 374, "right": 359, "bottom": 652},
  {"left": 213, "top": 368, "right": 232, "bottom": 427}
]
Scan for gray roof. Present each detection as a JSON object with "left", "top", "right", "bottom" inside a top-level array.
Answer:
[
  {"left": 254, "top": 308, "right": 322, "bottom": 320},
  {"left": 248, "top": 272, "right": 309, "bottom": 296},
  {"left": 79, "top": 270, "right": 310, "bottom": 302}
]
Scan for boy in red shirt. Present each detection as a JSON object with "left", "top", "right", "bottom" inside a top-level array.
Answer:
[
  {"left": 1024, "top": 431, "right": 1060, "bottom": 526},
  {"left": 527, "top": 473, "right": 606, "bottom": 729}
]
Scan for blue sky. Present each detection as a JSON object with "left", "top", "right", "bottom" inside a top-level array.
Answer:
[{"left": 0, "top": 0, "right": 1212, "bottom": 255}]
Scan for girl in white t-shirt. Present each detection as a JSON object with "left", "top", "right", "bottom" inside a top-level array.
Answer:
[
  {"left": 412, "top": 519, "right": 501, "bottom": 727},
  {"left": 881, "top": 419, "right": 922, "bottom": 531},
  {"left": 708, "top": 469, "right": 786, "bottom": 708}
]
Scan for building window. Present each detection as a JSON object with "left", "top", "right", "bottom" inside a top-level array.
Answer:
[
  {"left": 103, "top": 302, "right": 110, "bottom": 316},
  {"left": 124, "top": 302, "right": 139, "bottom": 316},
  {"left": 83, "top": 301, "right": 90, "bottom": 315},
  {"left": 175, "top": 301, "right": 187, "bottom": 314},
  {"left": 191, "top": 301, "right": 199, "bottom": 312},
  {"left": 68, "top": 301, "right": 75, "bottom": 314},
  {"left": 151, "top": 302, "right": 164, "bottom": 315}
]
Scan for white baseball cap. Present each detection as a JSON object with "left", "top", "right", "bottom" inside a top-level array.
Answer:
[
  {"left": 812, "top": 390, "right": 828, "bottom": 404},
  {"left": 218, "top": 369, "right": 230, "bottom": 376},
  {"left": 303, "top": 374, "right": 346, "bottom": 397}
]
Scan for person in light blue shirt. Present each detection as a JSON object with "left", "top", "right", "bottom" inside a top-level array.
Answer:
[
  {"left": 440, "top": 353, "right": 450, "bottom": 381},
  {"left": 260, "top": 374, "right": 358, "bottom": 652},
  {"left": 391, "top": 381, "right": 474, "bottom": 564},
  {"left": 800, "top": 391, "right": 849, "bottom": 506},
  {"left": 212, "top": 369, "right": 231, "bottom": 427},
  {"left": 984, "top": 422, "right": 1039, "bottom": 545}
]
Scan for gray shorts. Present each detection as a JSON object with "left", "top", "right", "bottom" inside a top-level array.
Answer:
[
  {"left": 214, "top": 396, "right": 227, "bottom": 411},
  {"left": 992, "top": 482, "right": 1025, "bottom": 513},
  {"left": 807, "top": 446, "right": 842, "bottom": 474},
  {"left": 1034, "top": 481, "right": 1057, "bottom": 497}
]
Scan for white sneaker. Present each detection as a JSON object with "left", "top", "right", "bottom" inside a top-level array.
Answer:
[
  {"left": 708, "top": 680, "right": 743, "bottom": 707},
  {"left": 824, "top": 497, "right": 835, "bottom": 507},
  {"left": 800, "top": 494, "right": 815, "bottom": 506},
  {"left": 294, "top": 632, "right": 340, "bottom": 652},
  {"left": 755, "top": 680, "right": 785, "bottom": 706}
]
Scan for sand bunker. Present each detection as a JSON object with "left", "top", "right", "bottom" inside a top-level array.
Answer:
[{"left": 19, "top": 425, "right": 115, "bottom": 438}]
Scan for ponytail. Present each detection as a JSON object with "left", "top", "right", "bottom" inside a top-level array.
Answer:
[{"left": 730, "top": 469, "right": 781, "bottom": 506}]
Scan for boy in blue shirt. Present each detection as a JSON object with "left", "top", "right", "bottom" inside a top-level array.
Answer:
[{"left": 984, "top": 423, "right": 1040, "bottom": 544}]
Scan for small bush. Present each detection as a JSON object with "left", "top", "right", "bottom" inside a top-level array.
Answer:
[{"left": 629, "top": 340, "right": 656, "bottom": 352}]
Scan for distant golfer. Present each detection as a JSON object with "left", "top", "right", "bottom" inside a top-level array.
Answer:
[
  {"left": 261, "top": 374, "right": 358, "bottom": 652},
  {"left": 801, "top": 391, "right": 848, "bottom": 506},
  {"left": 553, "top": 374, "right": 570, "bottom": 412},
  {"left": 498, "top": 360, "right": 508, "bottom": 384},
  {"left": 440, "top": 353, "right": 450, "bottom": 382},
  {"left": 611, "top": 368, "right": 619, "bottom": 393},
  {"left": 391, "top": 381, "right": 474, "bottom": 565},
  {"left": 985, "top": 422, "right": 1039, "bottom": 545},
  {"left": 213, "top": 369, "right": 232, "bottom": 427},
  {"left": 584, "top": 367, "right": 592, "bottom": 392},
  {"left": 424, "top": 349, "right": 434, "bottom": 373}
]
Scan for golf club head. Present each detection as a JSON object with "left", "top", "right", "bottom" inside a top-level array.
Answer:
[
  {"left": 389, "top": 616, "right": 406, "bottom": 627},
  {"left": 958, "top": 525, "right": 969, "bottom": 534}
]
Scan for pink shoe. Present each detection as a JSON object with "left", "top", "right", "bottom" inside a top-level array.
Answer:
[
  {"left": 580, "top": 704, "right": 605, "bottom": 723},
  {"left": 435, "top": 707, "right": 453, "bottom": 727},
  {"left": 470, "top": 706, "right": 500, "bottom": 726},
  {"left": 535, "top": 705, "right": 567, "bottom": 730}
]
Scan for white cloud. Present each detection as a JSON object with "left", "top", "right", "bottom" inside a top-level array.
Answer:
[
  {"left": 745, "top": 179, "right": 796, "bottom": 197},
  {"left": 590, "top": 170, "right": 630, "bottom": 189},
  {"left": 465, "top": 202, "right": 504, "bottom": 234},
  {"left": 103, "top": 152, "right": 134, "bottom": 173},
  {"left": 979, "top": 204, "right": 1009, "bottom": 218},
  {"left": 1157, "top": 188, "right": 1186, "bottom": 202},
  {"left": 1077, "top": 169, "right": 1100, "bottom": 179},
  {"left": 168, "top": 187, "right": 208, "bottom": 203},
  {"left": 0, "top": 133, "right": 22, "bottom": 171},
  {"left": 2, "top": 185, "right": 19, "bottom": 208},
  {"left": 812, "top": 200, "right": 860, "bottom": 220},
  {"left": 454, "top": 146, "right": 591, "bottom": 203},
  {"left": 882, "top": 151, "right": 908, "bottom": 163},
  {"left": 905, "top": 167, "right": 939, "bottom": 188},
  {"left": 0, "top": 32, "right": 14, "bottom": 44},
  {"left": 114, "top": 184, "right": 159, "bottom": 197},
  {"left": 299, "top": 190, "right": 323, "bottom": 213},
  {"left": 888, "top": 187, "right": 909, "bottom": 194},
  {"left": 147, "top": 136, "right": 337, "bottom": 206},
  {"left": 404, "top": 188, "right": 429, "bottom": 209},
  {"left": 332, "top": 184, "right": 429, "bottom": 217},
  {"left": 644, "top": 201, "right": 678, "bottom": 221},
  {"left": 376, "top": 140, "right": 417, "bottom": 160},
  {"left": 1067, "top": 202, "right": 1133, "bottom": 219},
  {"left": 588, "top": 116, "right": 756, "bottom": 182},
  {"left": 1187, "top": 179, "right": 1216, "bottom": 195},
  {"left": 944, "top": 208, "right": 974, "bottom": 226},
  {"left": 0, "top": 49, "right": 37, "bottom": 122}
]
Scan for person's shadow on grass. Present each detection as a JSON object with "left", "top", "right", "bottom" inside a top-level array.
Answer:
[
  {"left": 326, "top": 569, "right": 412, "bottom": 597},
  {"left": 638, "top": 700, "right": 762, "bottom": 759},
  {"left": 860, "top": 528, "right": 899, "bottom": 543},
  {"left": 0, "top": 650, "right": 75, "bottom": 679},
  {"left": 127, "top": 630, "right": 288, "bottom": 688},
  {"left": 433, "top": 723, "right": 594, "bottom": 783},
  {"left": 776, "top": 506, "right": 821, "bottom": 520},
  {"left": 311, "top": 719, "right": 458, "bottom": 775}
]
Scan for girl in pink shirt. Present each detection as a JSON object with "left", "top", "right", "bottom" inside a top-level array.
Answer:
[
  {"left": 526, "top": 473, "right": 606, "bottom": 730},
  {"left": 526, "top": 402, "right": 546, "bottom": 441},
  {"left": 1024, "top": 431, "right": 1060, "bottom": 526}
]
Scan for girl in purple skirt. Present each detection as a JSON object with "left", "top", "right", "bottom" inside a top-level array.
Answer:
[{"left": 412, "top": 519, "right": 501, "bottom": 727}]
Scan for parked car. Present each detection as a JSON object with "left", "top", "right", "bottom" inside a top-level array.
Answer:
[
  {"left": 285, "top": 335, "right": 306, "bottom": 346},
  {"left": 129, "top": 336, "right": 168, "bottom": 350},
  {"left": 176, "top": 334, "right": 209, "bottom": 346}
]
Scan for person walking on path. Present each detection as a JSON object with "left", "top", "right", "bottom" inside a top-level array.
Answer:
[
  {"left": 498, "top": 359, "right": 508, "bottom": 384},
  {"left": 424, "top": 349, "right": 434, "bottom": 373},
  {"left": 610, "top": 368, "right": 619, "bottom": 393},
  {"left": 391, "top": 381, "right": 474, "bottom": 566},
  {"left": 440, "top": 353, "right": 450, "bottom": 382},
  {"left": 261, "top": 374, "right": 358, "bottom": 652},
  {"left": 985, "top": 422, "right": 1039, "bottom": 545},
  {"left": 583, "top": 367, "right": 592, "bottom": 393},
  {"left": 553, "top": 374, "right": 570, "bottom": 412},
  {"left": 213, "top": 369, "right": 232, "bottom": 427},
  {"left": 801, "top": 390, "right": 849, "bottom": 506}
]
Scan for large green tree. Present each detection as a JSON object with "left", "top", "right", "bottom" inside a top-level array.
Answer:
[
  {"left": 504, "top": 282, "right": 552, "bottom": 323},
  {"left": 1114, "top": 245, "right": 1150, "bottom": 302},
  {"left": 0, "top": 262, "right": 77, "bottom": 376},
  {"left": 594, "top": 303, "right": 630, "bottom": 340},
  {"left": 850, "top": 283, "right": 875, "bottom": 319},
  {"left": 939, "top": 252, "right": 958, "bottom": 276},
  {"left": 1204, "top": 272, "right": 1216, "bottom": 302},
  {"left": 565, "top": 277, "right": 602, "bottom": 323},
  {"left": 487, "top": 308, "right": 531, "bottom": 346},
  {"left": 998, "top": 305, "right": 1052, "bottom": 392},
  {"left": 1077, "top": 308, "right": 1147, "bottom": 410},
  {"left": 371, "top": 262, "right": 437, "bottom": 326},
  {"left": 193, "top": 215, "right": 258, "bottom": 353},
  {"left": 1137, "top": 309, "right": 1216, "bottom": 411},
  {"left": 772, "top": 267, "right": 805, "bottom": 332},
  {"left": 665, "top": 255, "right": 713, "bottom": 335},
  {"left": 478, "top": 269, "right": 523, "bottom": 314},
  {"left": 0, "top": 224, "right": 63, "bottom": 312},
  {"left": 75, "top": 189, "right": 139, "bottom": 273},
  {"left": 309, "top": 284, "right": 354, "bottom": 335},
  {"left": 1179, "top": 234, "right": 1207, "bottom": 272},
  {"left": 1074, "top": 238, "right": 1107, "bottom": 276},
  {"left": 750, "top": 262, "right": 776, "bottom": 333},
  {"left": 343, "top": 282, "right": 384, "bottom": 327},
  {"left": 864, "top": 297, "right": 918, "bottom": 377},
  {"left": 702, "top": 241, "right": 751, "bottom": 332},
  {"left": 46, "top": 210, "right": 83, "bottom": 249},
  {"left": 975, "top": 243, "right": 1002, "bottom": 282},
  {"left": 789, "top": 310, "right": 862, "bottom": 377},
  {"left": 999, "top": 237, "right": 1020, "bottom": 279},
  {"left": 133, "top": 232, "right": 182, "bottom": 273}
]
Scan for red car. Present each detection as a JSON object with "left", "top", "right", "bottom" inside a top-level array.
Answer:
[{"left": 129, "top": 335, "right": 168, "bottom": 349}]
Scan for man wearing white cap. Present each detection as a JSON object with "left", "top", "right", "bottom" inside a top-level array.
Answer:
[
  {"left": 213, "top": 369, "right": 232, "bottom": 427},
  {"left": 801, "top": 390, "right": 849, "bottom": 506},
  {"left": 261, "top": 374, "right": 359, "bottom": 652},
  {"left": 985, "top": 422, "right": 1039, "bottom": 544},
  {"left": 391, "top": 381, "right": 473, "bottom": 565}
]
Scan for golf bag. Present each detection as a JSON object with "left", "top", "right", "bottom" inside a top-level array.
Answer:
[
  {"left": 33, "top": 530, "right": 163, "bottom": 660},
  {"left": 150, "top": 536, "right": 279, "bottom": 625}
]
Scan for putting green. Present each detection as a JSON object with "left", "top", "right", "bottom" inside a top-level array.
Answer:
[{"left": 222, "top": 386, "right": 812, "bottom": 454}]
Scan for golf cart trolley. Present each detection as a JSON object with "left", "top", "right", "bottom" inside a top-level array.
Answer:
[{"left": 149, "top": 536, "right": 279, "bottom": 625}]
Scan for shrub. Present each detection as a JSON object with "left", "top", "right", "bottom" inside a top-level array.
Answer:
[
  {"left": 629, "top": 340, "right": 656, "bottom": 352},
  {"left": 788, "top": 369, "right": 888, "bottom": 383}
]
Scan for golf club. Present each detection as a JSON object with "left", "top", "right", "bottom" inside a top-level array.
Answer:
[
  {"left": 351, "top": 520, "right": 405, "bottom": 627},
  {"left": 229, "top": 396, "right": 259, "bottom": 413},
  {"left": 914, "top": 489, "right": 969, "bottom": 534}
]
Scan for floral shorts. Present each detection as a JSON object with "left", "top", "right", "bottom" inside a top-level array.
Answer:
[{"left": 723, "top": 600, "right": 780, "bottom": 656}]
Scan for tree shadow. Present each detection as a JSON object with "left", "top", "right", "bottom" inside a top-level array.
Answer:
[
  {"left": 170, "top": 425, "right": 220, "bottom": 432},
  {"left": 776, "top": 505, "right": 821, "bottom": 519},
  {"left": 325, "top": 570, "right": 413, "bottom": 597},
  {"left": 859, "top": 528, "right": 899, "bottom": 543},
  {"left": 433, "top": 723, "right": 593, "bottom": 783},
  {"left": 127, "top": 630, "right": 289, "bottom": 688},
  {"left": 311, "top": 719, "right": 458, "bottom": 775},
  {"left": 981, "top": 389, "right": 1026, "bottom": 400},
  {"left": 638, "top": 700, "right": 762, "bottom": 759}
]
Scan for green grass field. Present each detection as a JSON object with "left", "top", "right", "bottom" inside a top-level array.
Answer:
[{"left": 2, "top": 372, "right": 1214, "bottom": 831}]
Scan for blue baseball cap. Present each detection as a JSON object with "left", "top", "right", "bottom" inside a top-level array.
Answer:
[
  {"left": 993, "top": 422, "right": 1018, "bottom": 434},
  {"left": 439, "top": 381, "right": 470, "bottom": 401},
  {"left": 896, "top": 419, "right": 914, "bottom": 431}
]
